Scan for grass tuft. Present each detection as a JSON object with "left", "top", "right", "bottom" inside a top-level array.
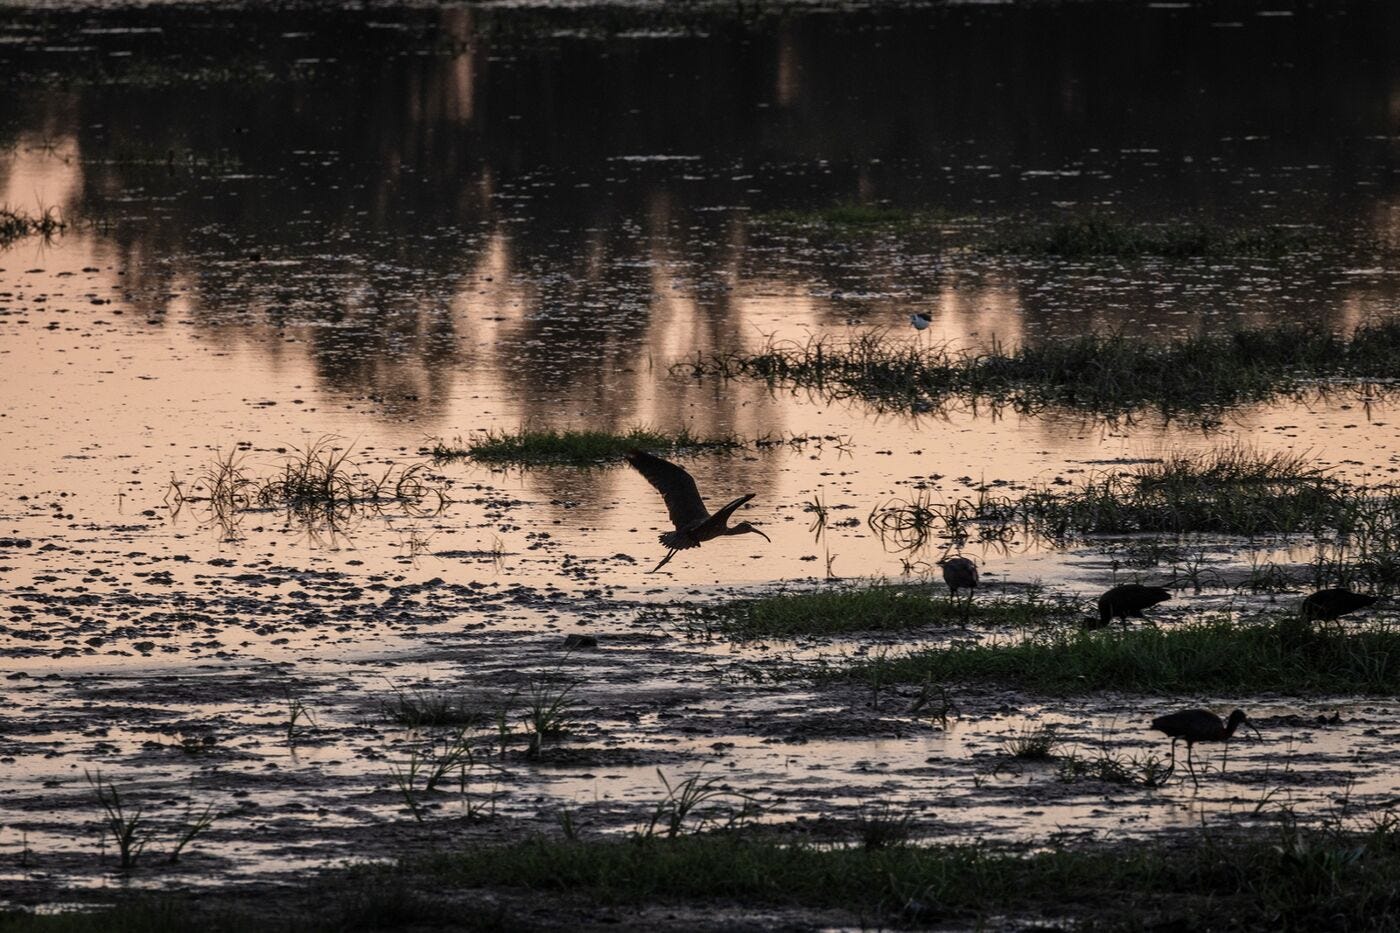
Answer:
[
  {"left": 647, "top": 585, "right": 1074, "bottom": 641},
  {"left": 431, "top": 426, "right": 742, "bottom": 465},
  {"left": 0, "top": 204, "right": 65, "bottom": 247},
  {"left": 678, "top": 322, "right": 1400, "bottom": 419}
]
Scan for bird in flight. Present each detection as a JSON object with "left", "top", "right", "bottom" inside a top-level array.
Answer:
[{"left": 625, "top": 449, "right": 770, "bottom": 573}]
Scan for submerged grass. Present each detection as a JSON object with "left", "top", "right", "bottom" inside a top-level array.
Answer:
[
  {"left": 14, "top": 818, "right": 1400, "bottom": 930},
  {"left": 166, "top": 437, "right": 447, "bottom": 537},
  {"left": 750, "top": 202, "right": 947, "bottom": 230},
  {"left": 821, "top": 615, "right": 1400, "bottom": 695},
  {"left": 0, "top": 204, "right": 65, "bottom": 247},
  {"left": 678, "top": 321, "right": 1400, "bottom": 419},
  {"left": 867, "top": 448, "right": 1400, "bottom": 559},
  {"left": 983, "top": 218, "right": 1315, "bottom": 258},
  {"left": 648, "top": 585, "right": 1074, "bottom": 640},
  {"left": 432, "top": 426, "right": 742, "bottom": 465}
]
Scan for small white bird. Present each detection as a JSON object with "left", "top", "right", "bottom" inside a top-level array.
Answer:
[{"left": 910, "top": 312, "right": 932, "bottom": 331}]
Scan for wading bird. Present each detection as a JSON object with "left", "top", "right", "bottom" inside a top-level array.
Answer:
[
  {"left": 1150, "top": 708, "right": 1258, "bottom": 788},
  {"left": 1089, "top": 584, "right": 1171, "bottom": 628},
  {"left": 938, "top": 554, "right": 979, "bottom": 620},
  {"left": 938, "top": 556, "right": 979, "bottom": 596},
  {"left": 625, "top": 449, "right": 770, "bottom": 573},
  {"left": 910, "top": 312, "right": 932, "bottom": 331},
  {"left": 1301, "top": 588, "right": 1378, "bottom": 622}
]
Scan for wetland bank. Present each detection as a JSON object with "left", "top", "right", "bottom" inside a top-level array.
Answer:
[{"left": 4, "top": 0, "right": 1400, "bottom": 928}]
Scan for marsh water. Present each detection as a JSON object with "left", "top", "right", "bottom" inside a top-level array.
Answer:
[{"left": 4, "top": 0, "right": 1400, "bottom": 907}]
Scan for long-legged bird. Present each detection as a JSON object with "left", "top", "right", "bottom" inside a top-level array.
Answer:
[
  {"left": 1091, "top": 584, "right": 1171, "bottom": 628},
  {"left": 1150, "top": 708, "right": 1257, "bottom": 788},
  {"left": 625, "top": 449, "right": 770, "bottom": 573},
  {"left": 937, "top": 555, "right": 979, "bottom": 620},
  {"left": 1301, "top": 588, "right": 1377, "bottom": 622}
]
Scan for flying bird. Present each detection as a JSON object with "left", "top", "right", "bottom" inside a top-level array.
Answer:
[
  {"left": 1089, "top": 584, "right": 1171, "bottom": 628},
  {"left": 1151, "top": 708, "right": 1258, "bottom": 787},
  {"left": 625, "top": 449, "right": 770, "bottom": 573},
  {"left": 1301, "top": 588, "right": 1378, "bottom": 622}
]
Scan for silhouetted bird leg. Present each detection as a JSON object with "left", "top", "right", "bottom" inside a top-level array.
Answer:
[
  {"left": 649, "top": 549, "right": 679, "bottom": 573},
  {"left": 1185, "top": 742, "right": 1200, "bottom": 789},
  {"left": 1221, "top": 738, "right": 1230, "bottom": 776}
]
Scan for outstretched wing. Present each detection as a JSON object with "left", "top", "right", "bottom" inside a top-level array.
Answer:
[{"left": 626, "top": 450, "right": 709, "bottom": 530}]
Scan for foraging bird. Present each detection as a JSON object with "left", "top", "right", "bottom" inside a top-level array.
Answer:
[
  {"left": 1150, "top": 708, "right": 1257, "bottom": 787},
  {"left": 1301, "top": 588, "right": 1378, "bottom": 622},
  {"left": 937, "top": 555, "right": 978, "bottom": 621},
  {"left": 938, "top": 556, "right": 979, "bottom": 597},
  {"left": 1092, "top": 584, "right": 1171, "bottom": 628},
  {"left": 625, "top": 449, "right": 770, "bottom": 573},
  {"left": 910, "top": 312, "right": 932, "bottom": 331}
]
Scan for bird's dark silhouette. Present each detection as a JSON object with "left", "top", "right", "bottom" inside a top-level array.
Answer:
[
  {"left": 937, "top": 555, "right": 979, "bottom": 620},
  {"left": 1091, "top": 584, "right": 1171, "bottom": 628},
  {"left": 1301, "top": 588, "right": 1378, "bottom": 622},
  {"left": 1151, "top": 708, "right": 1256, "bottom": 787},
  {"left": 625, "top": 449, "right": 770, "bottom": 573},
  {"left": 938, "top": 556, "right": 979, "bottom": 597}
]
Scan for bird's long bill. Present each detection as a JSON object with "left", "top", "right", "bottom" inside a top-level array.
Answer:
[
  {"left": 1247, "top": 721, "right": 1263, "bottom": 742},
  {"left": 750, "top": 527, "right": 771, "bottom": 542}
]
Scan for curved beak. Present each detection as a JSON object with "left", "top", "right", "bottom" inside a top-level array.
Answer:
[{"left": 751, "top": 527, "right": 771, "bottom": 543}]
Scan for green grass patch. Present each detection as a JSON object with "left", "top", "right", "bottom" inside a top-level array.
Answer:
[
  {"left": 431, "top": 426, "right": 742, "bottom": 465},
  {"left": 822, "top": 615, "right": 1400, "bottom": 695},
  {"left": 678, "top": 321, "right": 1400, "bottom": 419},
  {"left": 14, "top": 819, "right": 1400, "bottom": 930},
  {"left": 983, "top": 218, "right": 1314, "bottom": 258},
  {"left": 647, "top": 586, "right": 1074, "bottom": 640}
]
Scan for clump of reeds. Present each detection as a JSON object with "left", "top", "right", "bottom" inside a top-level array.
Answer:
[
  {"left": 677, "top": 321, "right": 1400, "bottom": 420},
  {"left": 868, "top": 449, "right": 1400, "bottom": 553},
  {"left": 430, "top": 426, "right": 741, "bottom": 465},
  {"left": 166, "top": 436, "right": 448, "bottom": 535},
  {"left": 0, "top": 204, "right": 65, "bottom": 247}
]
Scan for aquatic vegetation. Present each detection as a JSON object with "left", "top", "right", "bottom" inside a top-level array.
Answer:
[
  {"left": 1002, "top": 724, "right": 1060, "bottom": 760},
  {"left": 678, "top": 322, "right": 1400, "bottom": 419},
  {"left": 165, "top": 437, "right": 448, "bottom": 536},
  {"left": 522, "top": 676, "right": 579, "bottom": 759},
  {"left": 431, "top": 426, "right": 741, "bottom": 465},
  {"left": 0, "top": 204, "right": 65, "bottom": 247},
  {"left": 88, "top": 771, "right": 153, "bottom": 871},
  {"left": 636, "top": 770, "right": 762, "bottom": 840},
  {"left": 647, "top": 585, "right": 1073, "bottom": 641},
  {"left": 982, "top": 218, "right": 1315, "bottom": 258},
  {"left": 21, "top": 817, "right": 1400, "bottom": 930},
  {"left": 869, "top": 451, "right": 1400, "bottom": 564},
  {"left": 380, "top": 684, "right": 483, "bottom": 729},
  {"left": 822, "top": 615, "right": 1400, "bottom": 695},
  {"left": 1056, "top": 746, "right": 1174, "bottom": 788}
]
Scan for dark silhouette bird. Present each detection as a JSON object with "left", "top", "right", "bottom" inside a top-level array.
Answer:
[
  {"left": 1150, "top": 708, "right": 1258, "bottom": 787},
  {"left": 1301, "top": 588, "right": 1378, "bottom": 622},
  {"left": 937, "top": 555, "right": 979, "bottom": 620},
  {"left": 1091, "top": 584, "right": 1171, "bottom": 628},
  {"left": 910, "top": 312, "right": 932, "bottom": 331},
  {"left": 938, "top": 556, "right": 979, "bottom": 597},
  {"left": 625, "top": 449, "right": 770, "bottom": 573}
]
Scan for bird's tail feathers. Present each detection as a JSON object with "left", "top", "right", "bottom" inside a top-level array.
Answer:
[{"left": 659, "top": 531, "right": 698, "bottom": 550}]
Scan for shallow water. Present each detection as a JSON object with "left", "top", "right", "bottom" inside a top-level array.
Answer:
[{"left": 3, "top": 0, "right": 1400, "bottom": 906}]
